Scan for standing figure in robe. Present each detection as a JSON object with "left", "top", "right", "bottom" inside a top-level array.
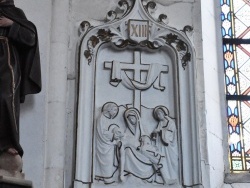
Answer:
[
  {"left": 95, "top": 102, "right": 124, "bottom": 184},
  {"left": 0, "top": 0, "right": 41, "bottom": 157},
  {"left": 152, "top": 106, "right": 179, "bottom": 185}
]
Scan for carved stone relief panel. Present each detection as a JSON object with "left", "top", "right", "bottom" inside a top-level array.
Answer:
[
  {"left": 74, "top": 1, "right": 200, "bottom": 188},
  {"left": 94, "top": 47, "right": 178, "bottom": 186}
]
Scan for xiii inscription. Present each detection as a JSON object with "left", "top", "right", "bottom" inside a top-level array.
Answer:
[{"left": 129, "top": 20, "right": 149, "bottom": 42}]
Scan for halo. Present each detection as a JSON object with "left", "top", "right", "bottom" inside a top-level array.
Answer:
[
  {"left": 124, "top": 107, "right": 140, "bottom": 118},
  {"left": 101, "top": 101, "right": 119, "bottom": 119},
  {"left": 153, "top": 105, "right": 169, "bottom": 119},
  {"left": 108, "top": 124, "right": 119, "bottom": 131}
]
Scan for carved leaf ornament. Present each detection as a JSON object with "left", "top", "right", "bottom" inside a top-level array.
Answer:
[
  {"left": 85, "top": 29, "right": 192, "bottom": 68},
  {"left": 82, "top": 0, "right": 193, "bottom": 69},
  {"left": 160, "top": 33, "right": 192, "bottom": 69}
]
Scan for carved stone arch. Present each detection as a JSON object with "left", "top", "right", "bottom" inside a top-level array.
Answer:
[{"left": 75, "top": 0, "right": 201, "bottom": 187}]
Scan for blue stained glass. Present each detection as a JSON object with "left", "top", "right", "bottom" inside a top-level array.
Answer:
[
  {"left": 229, "top": 45, "right": 233, "bottom": 52},
  {"left": 225, "top": 60, "right": 229, "bottom": 68},
  {"left": 230, "top": 61, "right": 235, "bottom": 68},
  {"left": 227, "top": 13, "right": 231, "bottom": 21},
  {"left": 226, "top": 76, "right": 230, "bottom": 84},
  {"left": 234, "top": 107, "right": 238, "bottom": 116},
  {"left": 232, "top": 76, "right": 236, "bottom": 84},
  {"left": 228, "top": 106, "right": 232, "bottom": 115},
  {"left": 228, "top": 28, "right": 232, "bottom": 37},
  {"left": 230, "top": 144, "right": 235, "bottom": 152},
  {"left": 229, "top": 125, "right": 233, "bottom": 133},
  {"left": 222, "top": 0, "right": 250, "bottom": 173},
  {"left": 224, "top": 45, "right": 227, "bottom": 52},
  {"left": 236, "top": 126, "right": 240, "bottom": 134},
  {"left": 237, "top": 142, "right": 241, "bottom": 151},
  {"left": 221, "top": 14, "right": 225, "bottom": 21},
  {"left": 222, "top": 28, "right": 226, "bottom": 37}
]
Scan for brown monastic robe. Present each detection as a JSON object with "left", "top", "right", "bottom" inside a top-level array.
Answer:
[{"left": 0, "top": 0, "right": 41, "bottom": 156}]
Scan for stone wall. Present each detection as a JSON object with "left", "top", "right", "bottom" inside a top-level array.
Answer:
[
  {"left": 16, "top": 0, "right": 52, "bottom": 188},
  {"left": 200, "top": 0, "right": 225, "bottom": 187}
]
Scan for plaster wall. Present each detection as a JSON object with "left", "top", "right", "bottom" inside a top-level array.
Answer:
[
  {"left": 201, "top": 0, "right": 225, "bottom": 187},
  {"left": 15, "top": 0, "right": 52, "bottom": 188}
]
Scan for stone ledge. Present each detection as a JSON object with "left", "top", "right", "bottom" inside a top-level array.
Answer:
[
  {"left": 225, "top": 173, "right": 250, "bottom": 184},
  {"left": 0, "top": 176, "right": 32, "bottom": 188}
]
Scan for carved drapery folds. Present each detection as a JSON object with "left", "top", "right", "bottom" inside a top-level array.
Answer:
[
  {"left": 95, "top": 103, "right": 179, "bottom": 185},
  {"left": 75, "top": 0, "right": 200, "bottom": 188}
]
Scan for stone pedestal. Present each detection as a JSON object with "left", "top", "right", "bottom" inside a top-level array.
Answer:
[
  {"left": 0, "top": 153, "right": 32, "bottom": 187},
  {"left": 0, "top": 176, "right": 32, "bottom": 188}
]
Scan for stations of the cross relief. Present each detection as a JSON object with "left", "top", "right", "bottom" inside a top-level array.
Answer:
[
  {"left": 94, "top": 45, "right": 179, "bottom": 186},
  {"left": 75, "top": 1, "right": 197, "bottom": 187}
]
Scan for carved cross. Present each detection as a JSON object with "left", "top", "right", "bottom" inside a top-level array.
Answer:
[{"left": 104, "top": 51, "right": 168, "bottom": 113}]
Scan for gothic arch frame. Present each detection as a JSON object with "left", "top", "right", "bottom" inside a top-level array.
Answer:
[{"left": 74, "top": 0, "right": 201, "bottom": 187}]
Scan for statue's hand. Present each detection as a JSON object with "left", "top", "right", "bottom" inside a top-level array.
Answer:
[
  {"left": 113, "top": 128, "right": 124, "bottom": 140},
  {"left": 153, "top": 128, "right": 160, "bottom": 133},
  {"left": 0, "top": 16, "right": 13, "bottom": 27},
  {"left": 113, "top": 132, "right": 124, "bottom": 140}
]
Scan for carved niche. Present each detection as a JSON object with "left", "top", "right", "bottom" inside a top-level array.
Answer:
[{"left": 74, "top": 0, "right": 201, "bottom": 188}]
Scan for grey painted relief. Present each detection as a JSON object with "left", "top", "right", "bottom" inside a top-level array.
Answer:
[
  {"left": 75, "top": 1, "right": 200, "bottom": 188},
  {"left": 92, "top": 43, "right": 180, "bottom": 187},
  {"left": 95, "top": 103, "right": 178, "bottom": 185}
]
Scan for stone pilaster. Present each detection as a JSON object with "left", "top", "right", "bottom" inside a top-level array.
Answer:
[{"left": 44, "top": 0, "right": 70, "bottom": 187}]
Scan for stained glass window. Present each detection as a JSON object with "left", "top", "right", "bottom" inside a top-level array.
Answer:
[{"left": 221, "top": 0, "right": 250, "bottom": 172}]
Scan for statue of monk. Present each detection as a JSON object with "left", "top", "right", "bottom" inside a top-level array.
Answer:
[{"left": 0, "top": 0, "right": 41, "bottom": 158}]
